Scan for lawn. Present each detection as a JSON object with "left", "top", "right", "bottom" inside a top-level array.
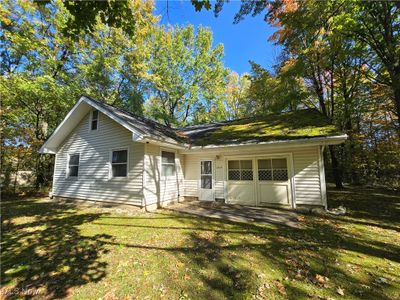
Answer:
[{"left": 1, "top": 187, "right": 399, "bottom": 299}]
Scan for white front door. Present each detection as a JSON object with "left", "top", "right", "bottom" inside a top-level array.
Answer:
[{"left": 199, "top": 160, "right": 214, "bottom": 201}]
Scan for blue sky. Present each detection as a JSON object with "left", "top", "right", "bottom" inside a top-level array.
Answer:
[{"left": 154, "top": 1, "right": 281, "bottom": 75}]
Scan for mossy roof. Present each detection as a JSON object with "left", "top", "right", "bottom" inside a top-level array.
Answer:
[
  {"left": 178, "top": 109, "right": 342, "bottom": 146},
  {"left": 79, "top": 98, "right": 342, "bottom": 147}
]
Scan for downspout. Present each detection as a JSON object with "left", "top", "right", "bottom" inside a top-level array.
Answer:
[{"left": 319, "top": 145, "right": 328, "bottom": 210}]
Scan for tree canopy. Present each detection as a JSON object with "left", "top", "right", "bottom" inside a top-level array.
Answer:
[
  {"left": 144, "top": 25, "right": 228, "bottom": 127},
  {"left": 1, "top": 0, "right": 398, "bottom": 192}
]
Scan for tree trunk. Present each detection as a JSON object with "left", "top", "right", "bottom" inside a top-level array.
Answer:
[
  {"left": 329, "top": 145, "right": 343, "bottom": 189},
  {"left": 392, "top": 76, "right": 400, "bottom": 129},
  {"left": 34, "top": 153, "right": 44, "bottom": 189},
  {"left": 13, "top": 148, "right": 22, "bottom": 195}
]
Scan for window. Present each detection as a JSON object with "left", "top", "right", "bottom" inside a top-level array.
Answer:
[
  {"left": 161, "top": 151, "right": 175, "bottom": 177},
  {"left": 228, "top": 160, "right": 253, "bottom": 181},
  {"left": 68, "top": 154, "right": 80, "bottom": 177},
  {"left": 111, "top": 149, "right": 128, "bottom": 177},
  {"left": 258, "top": 158, "right": 288, "bottom": 181},
  {"left": 90, "top": 110, "right": 99, "bottom": 130}
]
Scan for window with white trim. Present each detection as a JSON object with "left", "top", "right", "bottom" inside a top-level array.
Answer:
[
  {"left": 111, "top": 149, "right": 128, "bottom": 177},
  {"left": 90, "top": 110, "right": 99, "bottom": 131},
  {"left": 68, "top": 154, "right": 80, "bottom": 177},
  {"left": 161, "top": 151, "right": 175, "bottom": 177},
  {"left": 228, "top": 160, "right": 253, "bottom": 181},
  {"left": 258, "top": 158, "right": 288, "bottom": 181}
]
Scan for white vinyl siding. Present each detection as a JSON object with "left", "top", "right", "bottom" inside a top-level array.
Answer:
[
  {"left": 143, "top": 144, "right": 184, "bottom": 206},
  {"left": 293, "top": 146, "right": 323, "bottom": 205},
  {"left": 53, "top": 111, "right": 144, "bottom": 206},
  {"left": 183, "top": 145, "right": 324, "bottom": 206},
  {"left": 143, "top": 144, "right": 160, "bottom": 206}
]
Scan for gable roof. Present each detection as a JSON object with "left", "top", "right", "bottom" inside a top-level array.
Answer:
[
  {"left": 40, "top": 96, "right": 346, "bottom": 154},
  {"left": 40, "top": 96, "right": 185, "bottom": 153}
]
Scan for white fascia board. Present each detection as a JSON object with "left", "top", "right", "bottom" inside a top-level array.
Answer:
[
  {"left": 39, "top": 96, "right": 147, "bottom": 154},
  {"left": 41, "top": 148, "right": 57, "bottom": 154},
  {"left": 141, "top": 137, "right": 187, "bottom": 150},
  {"left": 180, "top": 135, "right": 348, "bottom": 154},
  {"left": 39, "top": 97, "right": 86, "bottom": 154}
]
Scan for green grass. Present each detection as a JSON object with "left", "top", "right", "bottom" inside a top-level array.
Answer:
[
  {"left": 1, "top": 187, "right": 399, "bottom": 299},
  {"left": 186, "top": 109, "right": 340, "bottom": 146}
]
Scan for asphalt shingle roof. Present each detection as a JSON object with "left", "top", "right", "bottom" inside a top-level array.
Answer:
[{"left": 87, "top": 97, "right": 341, "bottom": 147}]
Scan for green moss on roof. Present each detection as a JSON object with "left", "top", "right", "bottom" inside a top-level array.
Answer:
[{"left": 185, "top": 109, "right": 341, "bottom": 146}]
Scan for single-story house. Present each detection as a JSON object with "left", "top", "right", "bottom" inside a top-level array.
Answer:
[{"left": 40, "top": 96, "right": 347, "bottom": 210}]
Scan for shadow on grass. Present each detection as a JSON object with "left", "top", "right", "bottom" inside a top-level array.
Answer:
[
  {"left": 91, "top": 187, "right": 400, "bottom": 299},
  {"left": 1, "top": 186, "right": 399, "bottom": 299},
  {"left": 1, "top": 198, "right": 112, "bottom": 299},
  {"left": 328, "top": 187, "right": 400, "bottom": 230}
]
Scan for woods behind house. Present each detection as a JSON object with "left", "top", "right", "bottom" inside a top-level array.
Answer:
[{"left": 1, "top": 0, "right": 399, "bottom": 194}]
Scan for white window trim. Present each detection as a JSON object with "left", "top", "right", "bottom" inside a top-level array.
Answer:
[
  {"left": 109, "top": 147, "right": 129, "bottom": 179},
  {"left": 66, "top": 152, "right": 81, "bottom": 179},
  {"left": 160, "top": 148, "right": 177, "bottom": 179},
  {"left": 89, "top": 110, "right": 100, "bottom": 132}
]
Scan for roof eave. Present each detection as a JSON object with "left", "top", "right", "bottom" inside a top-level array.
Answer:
[
  {"left": 39, "top": 96, "right": 149, "bottom": 154},
  {"left": 181, "top": 134, "right": 348, "bottom": 153},
  {"left": 141, "top": 136, "right": 188, "bottom": 150}
]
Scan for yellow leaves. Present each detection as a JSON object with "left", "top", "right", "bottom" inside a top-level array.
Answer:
[
  {"left": 279, "top": 57, "right": 298, "bottom": 75},
  {"left": 1, "top": 15, "right": 12, "bottom": 26}
]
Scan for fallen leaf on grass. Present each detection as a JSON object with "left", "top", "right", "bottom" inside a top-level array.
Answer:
[
  {"left": 336, "top": 287, "right": 345, "bottom": 296},
  {"left": 315, "top": 274, "right": 328, "bottom": 284},
  {"left": 297, "top": 215, "right": 306, "bottom": 222},
  {"left": 273, "top": 280, "right": 286, "bottom": 295}
]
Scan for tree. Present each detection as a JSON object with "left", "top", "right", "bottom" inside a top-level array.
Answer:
[
  {"left": 34, "top": 0, "right": 152, "bottom": 39},
  {"left": 222, "top": 71, "right": 251, "bottom": 120},
  {"left": 211, "top": 0, "right": 400, "bottom": 126},
  {"left": 341, "top": 1, "right": 400, "bottom": 128},
  {"left": 143, "top": 25, "right": 228, "bottom": 127},
  {"left": 0, "top": 0, "right": 156, "bottom": 191},
  {"left": 75, "top": 13, "right": 156, "bottom": 113}
]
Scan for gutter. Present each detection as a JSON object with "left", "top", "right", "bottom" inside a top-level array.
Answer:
[
  {"left": 140, "top": 137, "right": 188, "bottom": 150},
  {"left": 180, "top": 134, "right": 348, "bottom": 153}
]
